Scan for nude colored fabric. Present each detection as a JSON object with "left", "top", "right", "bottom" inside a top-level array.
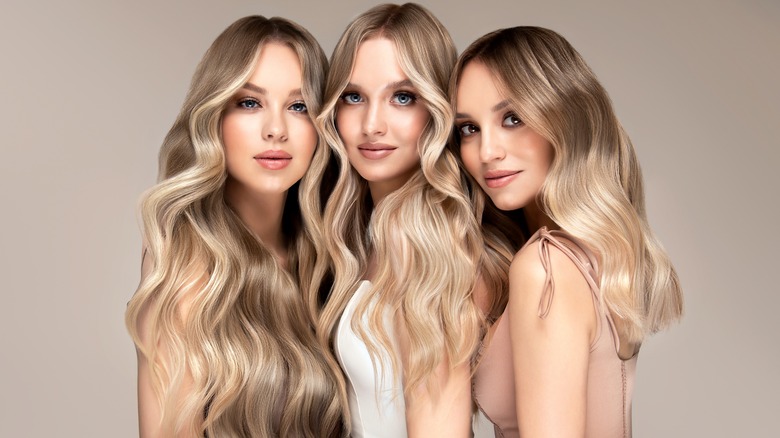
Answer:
[{"left": 473, "top": 228, "right": 638, "bottom": 438}]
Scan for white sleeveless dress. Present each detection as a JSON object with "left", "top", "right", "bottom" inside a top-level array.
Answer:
[
  {"left": 335, "top": 280, "right": 407, "bottom": 437},
  {"left": 335, "top": 280, "right": 497, "bottom": 437}
]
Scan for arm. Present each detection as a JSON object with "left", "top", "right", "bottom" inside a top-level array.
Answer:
[
  {"left": 134, "top": 248, "right": 203, "bottom": 438},
  {"left": 136, "top": 330, "right": 169, "bottom": 438},
  {"left": 404, "top": 356, "right": 473, "bottom": 437},
  {"left": 396, "top": 303, "right": 476, "bottom": 438},
  {"left": 136, "top": 307, "right": 198, "bottom": 438},
  {"left": 508, "top": 242, "right": 597, "bottom": 438}
]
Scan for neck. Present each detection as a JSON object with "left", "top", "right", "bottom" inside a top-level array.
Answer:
[
  {"left": 224, "top": 179, "right": 289, "bottom": 266},
  {"left": 367, "top": 170, "right": 416, "bottom": 205},
  {"left": 368, "top": 182, "right": 392, "bottom": 205},
  {"left": 523, "top": 199, "right": 559, "bottom": 234}
]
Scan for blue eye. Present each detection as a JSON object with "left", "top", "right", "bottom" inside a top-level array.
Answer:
[
  {"left": 392, "top": 91, "right": 416, "bottom": 106},
  {"left": 289, "top": 101, "right": 308, "bottom": 113},
  {"left": 341, "top": 92, "right": 362, "bottom": 104},
  {"left": 458, "top": 123, "right": 479, "bottom": 137},
  {"left": 238, "top": 98, "right": 261, "bottom": 109},
  {"left": 502, "top": 113, "right": 523, "bottom": 127}
]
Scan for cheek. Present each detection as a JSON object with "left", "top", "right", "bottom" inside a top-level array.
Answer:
[
  {"left": 221, "top": 117, "right": 239, "bottom": 150},
  {"left": 401, "top": 108, "right": 429, "bottom": 143},
  {"left": 221, "top": 118, "right": 242, "bottom": 161},
  {"left": 222, "top": 115, "right": 257, "bottom": 153},
  {"left": 292, "top": 118, "right": 317, "bottom": 153},
  {"left": 459, "top": 143, "right": 480, "bottom": 179},
  {"left": 530, "top": 139, "right": 554, "bottom": 174},
  {"left": 300, "top": 127, "right": 318, "bottom": 163},
  {"left": 335, "top": 108, "right": 359, "bottom": 143}
]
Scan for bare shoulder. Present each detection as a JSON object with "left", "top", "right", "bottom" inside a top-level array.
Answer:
[
  {"left": 508, "top": 239, "right": 597, "bottom": 339},
  {"left": 508, "top": 240, "right": 550, "bottom": 288}
]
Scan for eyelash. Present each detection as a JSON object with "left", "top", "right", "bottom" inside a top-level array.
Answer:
[
  {"left": 458, "top": 123, "right": 479, "bottom": 138},
  {"left": 391, "top": 91, "right": 417, "bottom": 106},
  {"left": 340, "top": 92, "right": 362, "bottom": 104},
  {"left": 502, "top": 113, "right": 523, "bottom": 127},
  {"left": 289, "top": 101, "right": 308, "bottom": 113},
  {"left": 457, "top": 113, "right": 524, "bottom": 138},
  {"left": 339, "top": 91, "right": 418, "bottom": 106},
  {"left": 237, "top": 97, "right": 261, "bottom": 109},
  {"left": 235, "top": 98, "right": 308, "bottom": 113}
]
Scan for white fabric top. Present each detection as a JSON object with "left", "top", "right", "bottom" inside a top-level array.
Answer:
[{"left": 334, "top": 280, "right": 407, "bottom": 438}]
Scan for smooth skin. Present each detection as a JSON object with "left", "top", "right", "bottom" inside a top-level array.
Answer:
[
  {"left": 456, "top": 61, "right": 598, "bottom": 437},
  {"left": 338, "top": 37, "right": 472, "bottom": 437},
  {"left": 336, "top": 38, "right": 428, "bottom": 204},
  {"left": 135, "top": 42, "right": 317, "bottom": 437}
]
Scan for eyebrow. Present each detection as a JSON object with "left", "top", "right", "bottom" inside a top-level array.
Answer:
[
  {"left": 344, "top": 79, "right": 415, "bottom": 92},
  {"left": 387, "top": 79, "right": 414, "bottom": 90},
  {"left": 242, "top": 83, "right": 266, "bottom": 94},
  {"left": 492, "top": 99, "right": 511, "bottom": 112},
  {"left": 241, "top": 83, "right": 303, "bottom": 98},
  {"left": 455, "top": 99, "right": 511, "bottom": 119}
]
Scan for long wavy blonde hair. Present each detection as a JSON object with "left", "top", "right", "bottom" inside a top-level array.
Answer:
[
  {"left": 451, "top": 26, "right": 683, "bottom": 345},
  {"left": 125, "top": 16, "right": 344, "bottom": 437},
  {"left": 312, "top": 3, "right": 511, "bottom": 396}
]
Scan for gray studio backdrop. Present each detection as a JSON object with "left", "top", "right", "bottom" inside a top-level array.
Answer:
[{"left": 1, "top": 0, "right": 777, "bottom": 436}]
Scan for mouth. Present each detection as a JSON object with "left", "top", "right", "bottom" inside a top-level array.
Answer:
[
  {"left": 483, "top": 169, "right": 521, "bottom": 189},
  {"left": 357, "top": 143, "right": 397, "bottom": 160},
  {"left": 254, "top": 150, "right": 292, "bottom": 170}
]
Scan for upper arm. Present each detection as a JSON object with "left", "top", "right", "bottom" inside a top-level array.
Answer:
[
  {"left": 395, "top": 315, "right": 473, "bottom": 438},
  {"left": 134, "top": 245, "right": 166, "bottom": 437},
  {"left": 134, "top": 246, "right": 206, "bottom": 438},
  {"left": 508, "top": 242, "right": 597, "bottom": 438},
  {"left": 136, "top": 334, "right": 164, "bottom": 438}
]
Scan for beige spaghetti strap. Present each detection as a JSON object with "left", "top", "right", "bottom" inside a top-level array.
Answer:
[{"left": 535, "top": 227, "right": 601, "bottom": 319}]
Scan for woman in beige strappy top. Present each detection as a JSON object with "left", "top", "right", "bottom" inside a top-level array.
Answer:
[{"left": 450, "top": 27, "right": 684, "bottom": 437}]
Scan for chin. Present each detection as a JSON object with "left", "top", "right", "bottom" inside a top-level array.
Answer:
[
  {"left": 254, "top": 182, "right": 295, "bottom": 195},
  {"left": 490, "top": 194, "right": 526, "bottom": 212}
]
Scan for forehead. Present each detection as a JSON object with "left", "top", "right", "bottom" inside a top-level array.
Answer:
[
  {"left": 456, "top": 61, "right": 504, "bottom": 109},
  {"left": 248, "top": 42, "right": 302, "bottom": 86},
  {"left": 349, "top": 37, "right": 407, "bottom": 84}
]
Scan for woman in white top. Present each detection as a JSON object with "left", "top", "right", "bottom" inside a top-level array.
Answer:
[{"left": 310, "top": 3, "right": 513, "bottom": 437}]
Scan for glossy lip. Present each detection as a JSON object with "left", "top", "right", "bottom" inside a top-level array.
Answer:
[
  {"left": 483, "top": 169, "right": 521, "bottom": 189},
  {"left": 254, "top": 150, "right": 292, "bottom": 170},
  {"left": 357, "top": 142, "right": 397, "bottom": 160}
]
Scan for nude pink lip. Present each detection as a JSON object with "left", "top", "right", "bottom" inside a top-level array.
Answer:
[
  {"left": 254, "top": 150, "right": 292, "bottom": 170},
  {"left": 357, "top": 143, "right": 396, "bottom": 160},
  {"left": 483, "top": 169, "right": 521, "bottom": 188}
]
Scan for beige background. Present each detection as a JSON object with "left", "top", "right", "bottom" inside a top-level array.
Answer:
[{"left": 1, "top": 0, "right": 777, "bottom": 436}]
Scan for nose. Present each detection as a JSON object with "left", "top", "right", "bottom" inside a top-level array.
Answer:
[
  {"left": 479, "top": 127, "right": 505, "bottom": 162},
  {"left": 262, "top": 110, "right": 288, "bottom": 142},
  {"left": 362, "top": 100, "right": 386, "bottom": 137}
]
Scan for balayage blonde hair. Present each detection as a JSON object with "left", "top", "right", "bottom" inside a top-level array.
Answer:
[
  {"left": 450, "top": 26, "right": 683, "bottom": 345},
  {"left": 124, "top": 16, "right": 344, "bottom": 437},
  {"left": 313, "top": 3, "right": 506, "bottom": 395}
]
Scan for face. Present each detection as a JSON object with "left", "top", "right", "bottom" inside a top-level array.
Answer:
[
  {"left": 455, "top": 61, "right": 554, "bottom": 211},
  {"left": 221, "top": 42, "right": 317, "bottom": 197},
  {"left": 335, "top": 37, "right": 429, "bottom": 200}
]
